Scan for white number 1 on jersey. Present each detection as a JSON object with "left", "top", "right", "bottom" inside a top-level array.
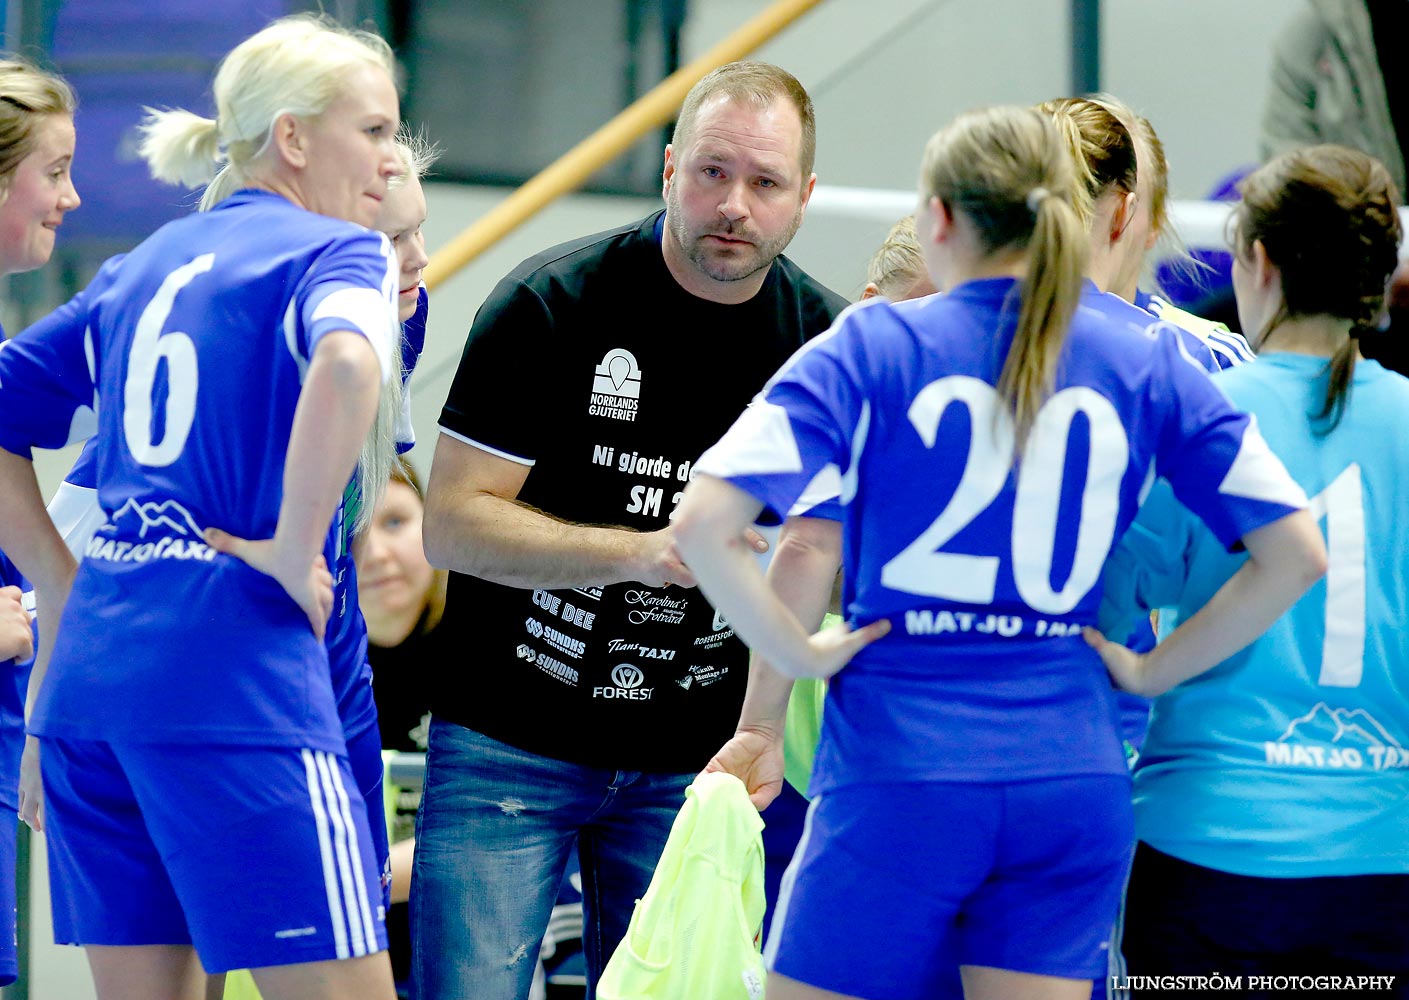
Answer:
[{"left": 1309, "top": 463, "right": 1365, "bottom": 688}]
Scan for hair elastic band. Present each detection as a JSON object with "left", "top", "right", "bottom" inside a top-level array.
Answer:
[{"left": 1026, "top": 187, "right": 1050, "bottom": 213}]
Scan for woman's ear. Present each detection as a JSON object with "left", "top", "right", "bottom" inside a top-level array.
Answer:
[
  {"left": 1250, "top": 238, "right": 1279, "bottom": 292},
  {"left": 927, "top": 195, "right": 954, "bottom": 245},
  {"left": 861, "top": 281, "right": 882, "bottom": 300},
  {"left": 1110, "top": 190, "right": 1137, "bottom": 243},
  {"left": 270, "top": 113, "right": 306, "bottom": 169}
]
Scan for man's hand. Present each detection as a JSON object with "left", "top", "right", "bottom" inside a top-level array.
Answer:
[
  {"left": 703, "top": 726, "right": 786, "bottom": 811},
  {"left": 635, "top": 527, "right": 698, "bottom": 589},
  {"left": 204, "top": 529, "right": 334, "bottom": 640},
  {"left": 0, "top": 586, "right": 32, "bottom": 663}
]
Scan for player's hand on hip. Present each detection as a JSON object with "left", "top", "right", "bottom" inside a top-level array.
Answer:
[
  {"left": 1082, "top": 626, "right": 1150, "bottom": 696},
  {"left": 204, "top": 529, "right": 335, "bottom": 640},
  {"left": 804, "top": 616, "right": 890, "bottom": 679},
  {"left": 0, "top": 586, "right": 33, "bottom": 663},
  {"left": 18, "top": 736, "right": 42, "bottom": 832}
]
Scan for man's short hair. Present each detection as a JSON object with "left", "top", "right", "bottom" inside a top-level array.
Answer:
[{"left": 671, "top": 61, "right": 816, "bottom": 177}]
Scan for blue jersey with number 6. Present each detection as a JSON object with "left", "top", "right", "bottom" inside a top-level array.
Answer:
[
  {"left": 695, "top": 277, "right": 1306, "bottom": 793},
  {"left": 0, "top": 189, "right": 397, "bottom": 750},
  {"left": 1101, "top": 354, "right": 1409, "bottom": 876}
]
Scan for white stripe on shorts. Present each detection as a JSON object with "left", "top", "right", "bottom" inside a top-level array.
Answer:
[
  {"left": 763, "top": 793, "right": 821, "bottom": 969},
  {"left": 326, "top": 750, "right": 378, "bottom": 951},
  {"left": 302, "top": 748, "right": 351, "bottom": 960},
  {"left": 314, "top": 750, "right": 369, "bottom": 957}
]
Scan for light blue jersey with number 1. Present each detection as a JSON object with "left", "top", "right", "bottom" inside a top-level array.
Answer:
[{"left": 1101, "top": 354, "right": 1409, "bottom": 877}]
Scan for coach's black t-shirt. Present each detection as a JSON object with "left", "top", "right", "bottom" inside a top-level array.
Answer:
[{"left": 434, "top": 211, "right": 847, "bottom": 772}]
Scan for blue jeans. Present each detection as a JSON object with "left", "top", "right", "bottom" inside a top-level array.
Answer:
[{"left": 409, "top": 718, "right": 693, "bottom": 1000}]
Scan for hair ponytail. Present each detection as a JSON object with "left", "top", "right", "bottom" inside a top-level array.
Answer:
[
  {"left": 1003, "top": 189, "right": 1086, "bottom": 446},
  {"left": 921, "top": 106, "right": 1088, "bottom": 448}
]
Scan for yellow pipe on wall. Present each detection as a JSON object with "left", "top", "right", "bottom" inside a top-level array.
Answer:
[{"left": 424, "top": 0, "right": 827, "bottom": 290}]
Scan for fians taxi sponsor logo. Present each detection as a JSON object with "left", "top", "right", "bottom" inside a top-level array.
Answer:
[
  {"left": 606, "top": 639, "right": 675, "bottom": 661},
  {"left": 589, "top": 348, "right": 641, "bottom": 422},
  {"left": 525, "top": 617, "right": 586, "bottom": 659},
  {"left": 516, "top": 642, "right": 579, "bottom": 686},
  {"left": 623, "top": 589, "right": 688, "bottom": 626},
  {"left": 593, "top": 662, "right": 654, "bottom": 701},
  {"left": 87, "top": 498, "right": 216, "bottom": 564},
  {"left": 1266, "top": 703, "right": 1408, "bottom": 771}
]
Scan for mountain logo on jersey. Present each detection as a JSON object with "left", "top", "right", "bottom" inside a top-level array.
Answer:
[
  {"left": 588, "top": 348, "right": 641, "bottom": 422},
  {"left": 1266, "top": 702, "right": 1408, "bottom": 771},
  {"left": 101, "top": 498, "right": 205, "bottom": 539},
  {"left": 84, "top": 497, "right": 217, "bottom": 565}
]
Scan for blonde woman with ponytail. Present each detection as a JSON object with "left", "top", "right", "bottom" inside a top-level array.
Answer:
[
  {"left": 672, "top": 104, "right": 1325, "bottom": 1000},
  {"left": 0, "top": 13, "right": 404, "bottom": 1000}
]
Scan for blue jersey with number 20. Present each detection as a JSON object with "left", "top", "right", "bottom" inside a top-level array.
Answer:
[
  {"left": 0, "top": 189, "right": 398, "bottom": 751},
  {"left": 695, "top": 277, "right": 1306, "bottom": 794}
]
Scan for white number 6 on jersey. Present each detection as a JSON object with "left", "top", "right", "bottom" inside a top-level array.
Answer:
[{"left": 123, "top": 253, "right": 215, "bottom": 467}]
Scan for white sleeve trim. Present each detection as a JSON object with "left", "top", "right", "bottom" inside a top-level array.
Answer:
[
  {"left": 311, "top": 287, "right": 396, "bottom": 383},
  {"left": 1217, "top": 416, "right": 1309, "bottom": 508},
  {"left": 437, "top": 427, "right": 536, "bottom": 467},
  {"left": 695, "top": 398, "right": 803, "bottom": 479}
]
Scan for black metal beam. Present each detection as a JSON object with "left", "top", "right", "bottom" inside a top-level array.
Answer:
[{"left": 1071, "top": 0, "right": 1101, "bottom": 95}]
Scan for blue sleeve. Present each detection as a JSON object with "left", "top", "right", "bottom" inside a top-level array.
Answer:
[
  {"left": 1150, "top": 335, "right": 1306, "bottom": 549},
  {"left": 0, "top": 260, "right": 118, "bottom": 458},
  {"left": 1098, "top": 479, "right": 1197, "bottom": 640},
  {"left": 694, "top": 310, "right": 867, "bottom": 524},
  {"left": 296, "top": 231, "right": 399, "bottom": 383}
]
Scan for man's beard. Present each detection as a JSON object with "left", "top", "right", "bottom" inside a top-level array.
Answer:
[{"left": 665, "top": 188, "right": 803, "bottom": 285}]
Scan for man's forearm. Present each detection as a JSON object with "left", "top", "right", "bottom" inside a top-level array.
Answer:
[{"left": 424, "top": 490, "right": 651, "bottom": 590}]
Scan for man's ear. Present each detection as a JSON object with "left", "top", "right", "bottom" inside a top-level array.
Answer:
[{"left": 661, "top": 144, "right": 675, "bottom": 199}]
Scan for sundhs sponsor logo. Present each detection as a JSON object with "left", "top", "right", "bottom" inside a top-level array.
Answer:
[
  {"left": 593, "top": 663, "right": 654, "bottom": 701},
  {"left": 588, "top": 348, "right": 642, "bottom": 422},
  {"left": 517, "top": 642, "right": 579, "bottom": 686}
]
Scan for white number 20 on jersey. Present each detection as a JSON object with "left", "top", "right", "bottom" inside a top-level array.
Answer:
[
  {"left": 880, "top": 375, "right": 1130, "bottom": 615},
  {"left": 123, "top": 254, "right": 216, "bottom": 467}
]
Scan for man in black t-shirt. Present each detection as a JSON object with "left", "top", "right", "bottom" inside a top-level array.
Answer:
[{"left": 412, "top": 62, "right": 847, "bottom": 1000}]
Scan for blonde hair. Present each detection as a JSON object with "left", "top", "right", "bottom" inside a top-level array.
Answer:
[
  {"left": 137, "top": 13, "right": 395, "bottom": 209},
  {"left": 920, "top": 106, "right": 1087, "bottom": 447},
  {"left": 1035, "top": 97, "right": 1136, "bottom": 231},
  {"left": 0, "top": 56, "right": 76, "bottom": 190},
  {"left": 866, "top": 216, "right": 928, "bottom": 298},
  {"left": 353, "top": 130, "right": 440, "bottom": 532},
  {"left": 386, "top": 128, "right": 440, "bottom": 192}
]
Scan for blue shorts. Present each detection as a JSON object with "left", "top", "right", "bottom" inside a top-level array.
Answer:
[
  {"left": 42, "top": 738, "right": 387, "bottom": 972},
  {"left": 766, "top": 776, "right": 1133, "bottom": 1000},
  {"left": 0, "top": 814, "right": 15, "bottom": 986},
  {"left": 345, "top": 722, "right": 390, "bottom": 911}
]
